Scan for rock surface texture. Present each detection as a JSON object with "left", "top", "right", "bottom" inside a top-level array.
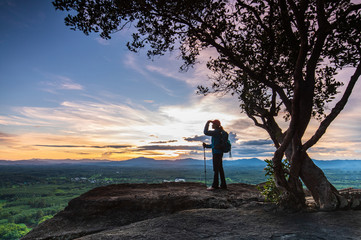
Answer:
[{"left": 22, "top": 182, "right": 361, "bottom": 240}]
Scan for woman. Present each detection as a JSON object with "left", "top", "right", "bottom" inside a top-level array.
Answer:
[{"left": 203, "top": 119, "right": 227, "bottom": 190}]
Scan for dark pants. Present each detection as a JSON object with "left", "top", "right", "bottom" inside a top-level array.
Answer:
[{"left": 212, "top": 153, "right": 227, "bottom": 188}]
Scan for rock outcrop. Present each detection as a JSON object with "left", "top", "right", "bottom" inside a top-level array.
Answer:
[{"left": 22, "top": 182, "right": 361, "bottom": 240}]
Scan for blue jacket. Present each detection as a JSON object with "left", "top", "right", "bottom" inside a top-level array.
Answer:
[{"left": 204, "top": 122, "right": 223, "bottom": 154}]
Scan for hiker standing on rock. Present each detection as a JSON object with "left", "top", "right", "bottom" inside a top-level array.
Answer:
[{"left": 203, "top": 120, "right": 227, "bottom": 190}]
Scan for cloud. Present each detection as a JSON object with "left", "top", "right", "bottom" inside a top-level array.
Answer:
[
  {"left": 225, "top": 138, "right": 275, "bottom": 158},
  {"left": 308, "top": 147, "right": 346, "bottom": 153},
  {"left": 146, "top": 56, "right": 220, "bottom": 93},
  {"left": 144, "top": 48, "right": 221, "bottom": 88},
  {"left": 241, "top": 139, "right": 273, "bottom": 146},
  {"left": 137, "top": 145, "right": 201, "bottom": 151},
  {"left": 101, "top": 151, "right": 129, "bottom": 158},
  {"left": 102, "top": 145, "right": 131, "bottom": 149},
  {"left": 0, "top": 131, "right": 17, "bottom": 146},
  {"left": 60, "top": 80, "right": 83, "bottom": 90},
  {"left": 123, "top": 54, "right": 175, "bottom": 96},
  {"left": 2, "top": 69, "right": 361, "bottom": 160},
  {"left": 184, "top": 132, "right": 237, "bottom": 144},
  {"left": 150, "top": 140, "right": 178, "bottom": 144},
  {"left": 124, "top": 54, "right": 147, "bottom": 76},
  {"left": 123, "top": 49, "right": 220, "bottom": 97},
  {"left": 0, "top": 131, "right": 14, "bottom": 139},
  {"left": 35, "top": 144, "right": 131, "bottom": 149},
  {"left": 10, "top": 99, "right": 166, "bottom": 137},
  {"left": 228, "top": 132, "right": 239, "bottom": 143},
  {"left": 184, "top": 135, "right": 208, "bottom": 142},
  {"left": 233, "top": 146, "right": 274, "bottom": 157},
  {"left": 64, "top": 151, "right": 91, "bottom": 155},
  {"left": 226, "top": 118, "right": 266, "bottom": 141},
  {"left": 96, "top": 37, "right": 110, "bottom": 45},
  {"left": 0, "top": 92, "right": 260, "bottom": 160},
  {"left": 40, "top": 74, "right": 84, "bottom": 93}
]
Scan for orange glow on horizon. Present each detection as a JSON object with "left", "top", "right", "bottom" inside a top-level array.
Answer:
[{"left": 0, "top": 141, "right": 199, "bottom": 161}]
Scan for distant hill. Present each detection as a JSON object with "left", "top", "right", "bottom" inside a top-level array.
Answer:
[
  {"left": 1, "top": 158, "right": 361, "bottom": 170},
  {"left": 314, "top": 160, "right": 361, "bottom": 170},
  {"left": 0, "top": 159, "right": 110, "bottom": 166},
  {"left": 119, "top": 157, "right": 267, "bottom": 168},
  {"left": 0, "top": 157, "right": 266, "bottom": 168}
]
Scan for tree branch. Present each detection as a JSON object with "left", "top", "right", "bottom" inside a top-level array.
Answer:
[
  {"left": 297, "top": 0, "right": 331, "bottom": 137},
  {"left": 236, "top": 0, "right": 270, "bottom": 32},
  {"left": 279, "top": 0, "right": 299, "bottom": 47},
  {"left": 303, "top": 62, "right": 361, "bottom": 151}
]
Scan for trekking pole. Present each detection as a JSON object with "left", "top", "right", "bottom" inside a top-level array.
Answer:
[{"left": 203, "top": 145, "right": 207, "bottom": 187}]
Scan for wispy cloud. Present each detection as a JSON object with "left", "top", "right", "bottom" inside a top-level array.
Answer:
[
  {"left": 60, "top": 79, "right": 83, "bottom": 90},
  {"left": 137, "top": 145, "right": 201, "bottom": 151},
  {"left": 123, "top": 54, "right": 175, "bottom": 96},
  {"left": 40, "top": 74, "right": 84, "bottom": 93},
  {"left": 123, "top": 51, "right": 217, "bottom": 97},
  {"left": 0, "top": 93, "right": 243, "bottom": 159},
  {"left": 0, "top": 131, "right": 18, "bottom": 146},
  {"left": 1, "top": 74, "right": 361, "bottom": 160},
  {"left": 35, "top": 144, "right": 131, "bottom": 149},
  {"left": 95, "top": 37, "right": 110, "bottom": 45},
  {"left": 150, "top": 140, "right": 178, "bottom": 144},
  {"left": 143, "top": 49, "right": 214, "bottom": 88}
]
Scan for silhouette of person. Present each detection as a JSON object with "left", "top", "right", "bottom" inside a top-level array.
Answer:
[{"left": 203, "top": 119, "right": 227, "bottom": 190}]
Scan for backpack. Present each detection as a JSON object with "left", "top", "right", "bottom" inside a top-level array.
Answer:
[{"left": 220, "top": 130, "right": 231, "bottom": 153}]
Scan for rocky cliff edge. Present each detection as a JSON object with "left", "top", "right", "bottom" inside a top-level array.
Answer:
[{"left": 22, "top": 182, "right": 361, "bottom": 240}]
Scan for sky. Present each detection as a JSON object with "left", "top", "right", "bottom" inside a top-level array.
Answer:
[{"left": 0, "top": 0, "right": 361, "bottom": 161}]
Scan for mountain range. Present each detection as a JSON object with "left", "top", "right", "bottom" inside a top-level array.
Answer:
[{"left": 1, "top": 157, "right": 361, "bottom": 170}]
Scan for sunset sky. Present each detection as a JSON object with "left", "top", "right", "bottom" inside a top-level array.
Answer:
[{"left": 1, "top": 0, "right": 361, "bottom": 161}]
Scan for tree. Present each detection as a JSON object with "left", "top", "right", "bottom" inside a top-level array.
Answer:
[
  {"left": 0, "top": 223, "right": 31, "bottom": 240},
  {"left": 53, "top": 0, "right": 361, "bottom": 210}
]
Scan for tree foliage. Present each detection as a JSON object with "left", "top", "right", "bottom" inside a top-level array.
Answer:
[
  {"left": 257, "top": 159, "right": 290, "bottom": 203},
  {"left": 52, "top": 0, "right": 361, "bottom": 141},
  {"left": 0, "top": 223, "right": 31, "bottom": 240},
  {"left": 53, "top": 0, "right": 361, "bottom": 210}
]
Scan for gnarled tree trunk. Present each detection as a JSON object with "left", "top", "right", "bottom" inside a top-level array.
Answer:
[
  {"left": 271, "top": 128, "right": 347, "bottom": 211},
  {"left": 281, "top": 147, "right": 348, "bottom": 211},
  {"left": 299, "top": 154, "right": 348, "bottom": 210}
]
